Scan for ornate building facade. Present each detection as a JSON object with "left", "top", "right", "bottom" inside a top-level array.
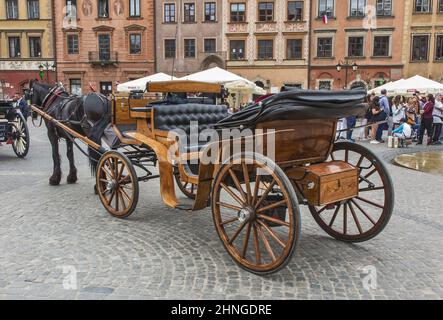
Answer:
[
  {"left": 402, "top": 0, "right": 443, "bottom": 83},
  {"left": 53, "top": 0, "right": 155, "bottom": 95},
  {"left": 0, "top": 0, "right": 55, "bottom": 98},
  {"left": 155, "top": 0, "right": 224, "bottom": 77},
  {"left": 222, "top": 0, "right": 310, "bottom": 91},
  {"left": 309, "top": 0, "right": 405, "bottom": 90}
]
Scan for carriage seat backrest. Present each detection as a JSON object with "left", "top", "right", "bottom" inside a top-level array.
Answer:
[{"left": 153, "top": 104, "right": 228, "bottom": 136}]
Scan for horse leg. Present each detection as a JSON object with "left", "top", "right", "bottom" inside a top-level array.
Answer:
[
  {"left": 66, "top": 139, "right": 78, "bottom": 184},
  {"left": 48, "top": 127, "right": 62, "bottom": 186}
]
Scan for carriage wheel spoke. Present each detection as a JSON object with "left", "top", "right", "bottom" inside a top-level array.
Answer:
[
  {"left": 350, "top": 199, "right": 376, "bottom": 225},
  {"left": 348, "top": 201, "right": 363, "bottom": 234},
  {"left": 120, "top": 187, "right": 132, "bottom": 203},
  {"left": 256, "top": 219, "right": 286, "bottom": 248},
  {"left": 241, "top": 223, "right": 252, "bottom": 259},
  {"left": 101, "top": 166, "right": 113, "bottom": 180},
  {"left": 257, "top": 223, "right": 276, "bottom": 262},
  {"left": 117, "top": 162, "right": 126, "bottom": 181},
  {"left": 364, "top": 168, "right": 377, "bottom": 180},
  {"left": 117, "top": 190, "right": 127, "bottom": 211},
  {"left": 220, "top": 216, "right": 239, "bottom": 226},
  {"left": 228, "top": 221, "right": 247, "bottom": 245},
  {"left": 228, "top": 169, "right": 247, "bottom": 202},
  {"left": 257, "top": 213, "right": 290, "bottom": 227},
  {"left": 217, "top": 202, "right": 242, "bottom": 211},
  {"left": 356, "top": 155, "right": 364, "bottom": 168},
  {"left": 252, "top": 223, "right": 261, "bottom": 265},
  {"left": 252, "top": 174, "right": 262, "bottom": 205},
  {"left": 343, "top": 203, "right": 348, "bottom": 235},
  {"left": 316, "top": 205, "right": 328, "bottom": 215},
  {"left": 329, "top": 203, "right": 341, "bottom": 227},
  {"left": 255, "top": 179, "right": 276, "bottom": 209},
  {"left": 256, "top": 200, "right": 287, "bottom": 214},
  {"left": 107, "top": 189, "right": 116, "bottom": 206},
  {"left": 359, "top": 186, "right": 384, "bottom": 192},
  {"left": 220, "top": 182, "right": 245, "bottom": 206},
  {"left": 115, "top": 188, "right": 120, "bottom": 211},
  {"left": 242, "top": 163, "right": 252, "bottom": 204},
  {"left": 355, "top": 196, "right": 384, "bottom": 209}
]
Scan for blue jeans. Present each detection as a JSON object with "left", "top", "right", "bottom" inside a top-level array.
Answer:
[
  {"left": 346, "top": 116, "right": 357, "bottom": 140},
  {"left": 376, "top": 123, "right": 388, "bottom": 140}
]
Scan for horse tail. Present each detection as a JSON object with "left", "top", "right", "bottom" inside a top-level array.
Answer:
[{"left": 86, "top": 100, "right": 111, "bottom": 176}]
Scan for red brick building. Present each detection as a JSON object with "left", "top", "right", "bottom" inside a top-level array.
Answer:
[
  {"left": 53, "top": 0, "right": 155, "bottom": 95},
  {"left": 309, "top": 0, "right": 404, "bottom": 90}
]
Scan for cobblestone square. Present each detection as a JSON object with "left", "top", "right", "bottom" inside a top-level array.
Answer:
[{"left": 0, "top": 125, "right": 442, "bottom": 300}]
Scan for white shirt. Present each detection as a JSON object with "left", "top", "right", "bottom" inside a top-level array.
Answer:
[
  {"left": 433, "top": 100, "right": 443, "bottom": 124},
  {"left": 392, "top": 104, "right": 405, "bottom": 124},
  {"left": 402, "top": 123, "right": 412, "bottom": 138}
]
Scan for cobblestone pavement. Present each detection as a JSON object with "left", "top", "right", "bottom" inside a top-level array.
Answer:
[{"left": 0, "top": 125, "right": 442, "bottom": 300}]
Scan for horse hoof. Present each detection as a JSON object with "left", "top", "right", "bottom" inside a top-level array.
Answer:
[
  {"left": 67, "top": 175, "right": 78, "bottom": 184},
  {"left": 49, "top": 179, "right": 61, "bottom": 186}
]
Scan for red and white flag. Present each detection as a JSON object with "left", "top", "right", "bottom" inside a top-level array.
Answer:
[{"left": 322, "top": 14, "right": 328, "bottom": 24}]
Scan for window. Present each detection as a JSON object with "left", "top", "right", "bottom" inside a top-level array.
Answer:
[
  {"left": 129, "top": 34, "right": 141, "bottom": 54},
  {"left": 70, "top": 79, "right": 82, "bottom": 95},
  {"left": 317, "top": 37, "right": 333, "bottom": 58},
  {"left": 6, "top": 0, "right": 19, "bottom": 19},
  {"left": 373, "top": 36, "right": 390, "bottom": 56},
  {"left": 100, "top": 82, "right": 113, "bottom": 96},
  {"left": 67, "top": 34, "right": 79, "bottom": 54},
  {"left": 98, "top": 34, "right": 111, "bottom": 60},
  {"left": 204, "top": 39, "right": 216, "bottom": 53},
  {"left": 164, "top": 39, "right": 176, "bottom": 58},
  {"left": 230, "top": 3, "right": 246, "bottom": 22},
  {"left": 411, "top": 35, "right": 429, "bottom": 61},
  {"left": 348, "top": 36, "right": 364, "bottom": 57},
  {"left": 27, "top": 0, "right": 39, "bottom": 19},
  {"left": 129, "top": 0, "right": 140, "bottom": 17},
  {"left": 319, "top": 80, "right": 332, "bottom": 90},
  {"left": 29, "top": 37, "right": 41, "bottom": 58},
  {"left": 350, "top": 0, "right": 366, "bottom": 17},
  {"left": 288, "top": 1, "right": 304, "bottom": 21},
  {"left": 440, "top": 0, "right": 443, "bottom": 12},
  {"left": 436, "top": 35, "right": 443, "bottom": 60},
  {"left": 287, "top": 39, "right": 303, "bottom": 59},
  {"left": 376, "top": 0, "right": 392, "bottom": 16},
  {"left": 8, "top": 37, "right": 20, "bottom": 58},
  {"left": 184, "top": 3, "right": 195, "bottom": 22},
  {"left": 318, "top": 0, "right": 334, "bottom": 18},
  {"left": 230, "top": 40, "right": 245, "bottom": 60},
  {"left": 258, "top": 39, "right": 273, "bottom": 60},
  {"left": 164, "top": 3, "right": 175, "bottom": 22},
  {"left": 98, "top": 0, "right": 109, "bottom": 18},
  {"left": 66, "top": 0, "right": 77, "bottom": 18},
  {"left": 204, "top": 2, "right": 216, "bottom": 21},
  {"left": 184, "top": 39, "right": 196, "bottom": 58},
  {"left": 414, "top": 0, "right": 432, "bottom": 13},
  {"left": 258, "top": 2, "right": 274, "bottom": 21}
]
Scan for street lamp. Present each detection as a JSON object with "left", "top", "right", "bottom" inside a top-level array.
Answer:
[{"left": 336, "top": 59, "right": 358, "bottom": 89}]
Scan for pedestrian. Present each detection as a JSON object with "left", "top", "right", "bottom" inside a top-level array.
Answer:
[
  {"left": 375, "top": 89, "right": 390, "bottom": 143},
  {"left": 370, "top": 97, "right": 386, "bottom": 144},
  {"left": 13, "top": 93, "right": 30, "bottom": 119},
  {"left": 392, "top": 95, "right": 406, "bottom": 130},
  {"left": 392, "top": 118, "right": 412, "bottom": 139},
  {"left": 431, "top": 93, "right": 443, "bottom": 145},
  {"left": 358, "top": 94, "right": 372, "bottom": 141},
  {"left": 417, "top": 94, "right": 435, "bottom": 145}
]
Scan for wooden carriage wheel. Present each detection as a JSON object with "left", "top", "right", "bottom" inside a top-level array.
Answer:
[
  {"left": 309, "top": 142, "right": 394, "bottom": 243},
  {"left": 212, "top": 153, "right": 300, "bottom": 275},
  {"left": 96, "top": 151, "right": 139, "bottom": 219},
  {"left": 174, "top": 172, "right": 197, "bottom": 199},
  {"left": 11, "top": 113, "right": 30, "bottom": 158}
]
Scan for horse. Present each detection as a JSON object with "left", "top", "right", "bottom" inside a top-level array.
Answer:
[{"left": 29, "top": 80, "right": 110, "bottom": 186}]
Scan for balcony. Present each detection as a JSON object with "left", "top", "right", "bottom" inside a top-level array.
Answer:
[{"left": 88, "top": 51, "right": 118, "bottom": 66}]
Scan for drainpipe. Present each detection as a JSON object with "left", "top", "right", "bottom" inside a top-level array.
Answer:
[
  {"left": 307, "top": 0, "right": 313, "bottom": 89},
  {"left": 51, "top": 0, "right": 58, "bottom": 82}
]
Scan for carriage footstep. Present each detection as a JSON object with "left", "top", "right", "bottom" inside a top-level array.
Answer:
[{"left": 175, "top": 204, "right": 193, "bottom": 211}]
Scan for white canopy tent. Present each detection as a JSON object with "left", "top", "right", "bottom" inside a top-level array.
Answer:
[
  {"left": 371, "top": 75, "right": 443, "bottom": 96},
  {"left": 117, "top": 72, "right": 178, "bottom": 92}
]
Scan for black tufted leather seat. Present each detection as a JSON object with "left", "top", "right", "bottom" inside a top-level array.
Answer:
[{"left": 153, "top": 103, "right": 228, "bottom": 152}]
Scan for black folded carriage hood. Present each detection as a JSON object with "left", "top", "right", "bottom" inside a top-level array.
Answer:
[{"left": 215, "top": 88, "right": 367, "bottom": 129}]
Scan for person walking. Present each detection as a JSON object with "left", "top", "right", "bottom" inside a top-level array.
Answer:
[
  {"left": 375, "top": 89, "right": 390, "bottom": 143},
  {"left": 417, "top": 94, "right": 435, "bottom": 145},
  {"left": 432, "top": 93, "right": 443, "bottom": 145}
]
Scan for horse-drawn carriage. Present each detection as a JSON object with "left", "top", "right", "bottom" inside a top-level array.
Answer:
[
  {"left": 0, "top": 99, "right": 30, "bottom": 158},
  {"left": 31, "top": 81, "right": 394, "bottom": 275}
]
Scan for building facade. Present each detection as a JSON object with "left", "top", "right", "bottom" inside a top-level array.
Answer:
[
  {"left": 54, "top": 0, "right": 155, "bottom": 95},
  {"left": 155, "top": 0, "right": 224, "bottom": 77},
  {"left": 402, "top": 0, "right": 443, "bottom": 83},
  {"left": 222, "top": 0, "right": 310, "bottom": 91},
  {"left": 309, "top": 0, "right": 404, "bottom": 90},
  {"left": 0, "top": 0, "right": 55, "bottom": 98}
]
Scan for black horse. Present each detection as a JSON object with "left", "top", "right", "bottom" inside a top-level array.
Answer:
[{"left": 29, "top": 80, "right": 110, "bottom": 185}]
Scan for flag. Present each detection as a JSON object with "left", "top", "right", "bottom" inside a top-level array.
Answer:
[{"left": 323, "top": 14, "right": 328, "bottom": 24}]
